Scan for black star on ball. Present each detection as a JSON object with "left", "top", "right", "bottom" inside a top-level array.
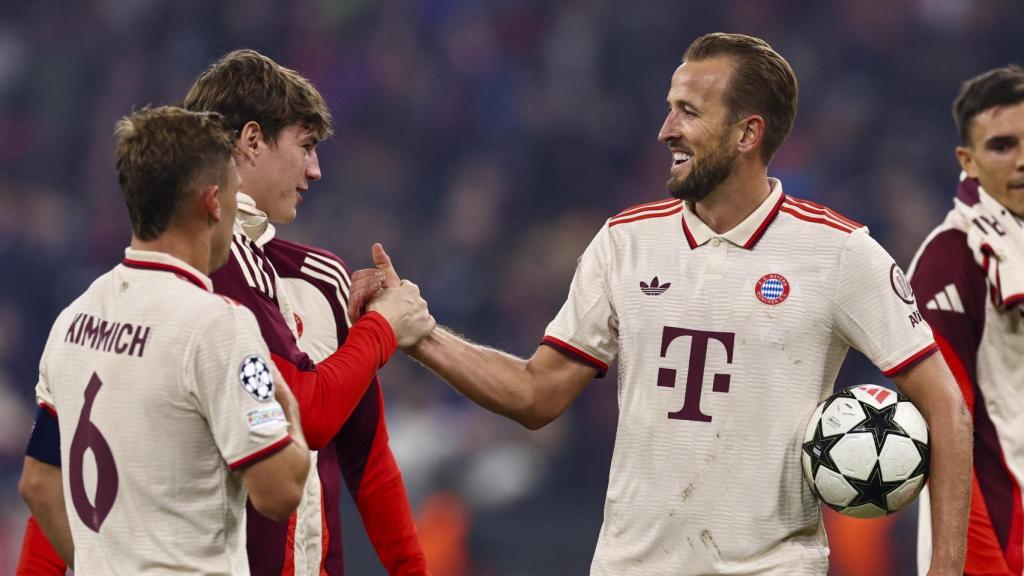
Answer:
[
  {"left": 802, "top": 421, "right": 842, "bottom": 480},
  {"left": 845, "top": 462, "right": 905, "bottom": 512},
  {"left": 849, "top": 402, "right": 906, "bottom": 452}
]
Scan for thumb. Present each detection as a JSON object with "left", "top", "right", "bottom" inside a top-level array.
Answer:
[{"left": 372, "top": 243, "right": 401, "bottom": 288}]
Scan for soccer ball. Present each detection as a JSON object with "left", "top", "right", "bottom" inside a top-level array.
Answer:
[{"left": 801, "top": 384, "right": 929, "bottom": 518}]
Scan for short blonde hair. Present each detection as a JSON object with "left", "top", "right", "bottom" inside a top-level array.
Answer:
[{"left": 115, "top": 106, "right": 235, "bottom": 240}]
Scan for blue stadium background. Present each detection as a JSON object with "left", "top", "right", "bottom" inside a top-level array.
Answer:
[{"left": 1, "top": 0, "right": 1021, "bottom": 573}]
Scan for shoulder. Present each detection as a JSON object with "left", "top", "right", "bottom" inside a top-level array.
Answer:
[
  {"left": 776, "top": 194, "right": 865, "bottom": 238},
  {"left": 264, "top": 238, "right": 350, "bottom": 276},
  {"left": 908, "top": 217, "right": 985, "bottom": 304},
  {"left": 908, "top": 213, "right": 975, "bottom": 280},
  {"left": 607, "top": 197, "right": 683, "bottom": 229},
  {"left": 190, "top": 291, "right": 261, "bottom": 341}
]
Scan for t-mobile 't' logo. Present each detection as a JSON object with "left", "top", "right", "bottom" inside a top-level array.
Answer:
[{"left": 657, "top": 327, "right": 735, "bottom": 422}]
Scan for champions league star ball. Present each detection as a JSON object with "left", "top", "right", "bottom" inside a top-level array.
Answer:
[{"left": 801, "top": 384, "right": 929, "bottom": 518}]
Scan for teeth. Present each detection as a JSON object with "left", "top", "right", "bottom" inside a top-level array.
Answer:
[{"left": 672, "top": 152, "right": 692, "bottom": 163}]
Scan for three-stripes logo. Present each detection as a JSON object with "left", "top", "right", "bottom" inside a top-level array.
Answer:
[
  {"left": 641, "top": 276, "right": 671, "bottom": 296},
  {"left": 924, "top": 284, "right": 964, "bottom": 313}
]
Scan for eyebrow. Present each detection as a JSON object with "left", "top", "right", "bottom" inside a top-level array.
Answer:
[{"left": 984, "top": 135, "right": 1019, "bottom": 148}]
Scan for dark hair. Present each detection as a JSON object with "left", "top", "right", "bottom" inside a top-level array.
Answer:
[
  {"left": 183, "top": 49, "right": 332, "bottom": 144},
  {"left": 115, "top": 106, "right": 235, "bottom": 240},
  {"left": 683, "top": 33, "right": 798, "bottom": 163},
  {"left": 953, "top": 65, "right": 1024, "bottom": 145}
]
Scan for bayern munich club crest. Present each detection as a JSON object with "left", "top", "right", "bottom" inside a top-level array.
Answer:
[{"left": 755, "top": 273, "right": 790, "bottom": 305}]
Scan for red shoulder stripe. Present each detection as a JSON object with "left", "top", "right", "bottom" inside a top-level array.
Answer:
[
  {"left": 779, "top": 206, "right": 857, "bottom": 233},
  {"left": 613, "top": 197, "right": 681, "bottom": 220},
  {"left": 784, "top": 196, "right": 863, "bottom": 228},
  {"left": 610, "top": 205, "right": 683, "bottom": 227}
]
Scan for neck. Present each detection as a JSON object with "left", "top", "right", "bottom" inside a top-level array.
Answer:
[
  {"left": 131, "top": 228, "right": 212, "bottom": 275},
  {"left": 692, "top": 164, "right": 771, "bottom": 234}
]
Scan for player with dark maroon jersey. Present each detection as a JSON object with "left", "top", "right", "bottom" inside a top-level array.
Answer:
[{"left": 911, "top": 65, "right": 1024, "bottom": 576}]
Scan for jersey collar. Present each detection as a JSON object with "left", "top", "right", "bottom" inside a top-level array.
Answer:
[
  {"left": 122, "top": 248, "right": 213, "bottom": 291},
  {"left": 236, "top": 192, "right": 277, "bottom": 247},
  {"left": 680, "top": 178, "right": 785, "bottom": 250}
]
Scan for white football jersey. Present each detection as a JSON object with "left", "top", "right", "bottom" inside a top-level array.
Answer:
[
  {"left": 35, "top": 248, "right": 291, "bottom": 575},
  {"left": 544, "top": 179, "right": 935, "bottom": 575}
]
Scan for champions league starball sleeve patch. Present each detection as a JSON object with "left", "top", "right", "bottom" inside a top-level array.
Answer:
[{"left": 239, "top": 355, "right": 274, "bottom": 402}]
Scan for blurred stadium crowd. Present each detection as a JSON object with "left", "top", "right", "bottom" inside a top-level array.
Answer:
[{"left": 1, "top": 0, "right": 1022, "bottom": 573}]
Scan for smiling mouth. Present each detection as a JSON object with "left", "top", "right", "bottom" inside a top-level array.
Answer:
[{"left": 672, "top": 151, "right": 692, "bottom": 166}]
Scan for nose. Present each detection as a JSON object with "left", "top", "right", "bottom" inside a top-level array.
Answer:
[
  {"left": 658, "top": 109, "right": 679, "bottom": 144},
  {"left": 306, "top": 149, "right": 322, "bottom": 182}
]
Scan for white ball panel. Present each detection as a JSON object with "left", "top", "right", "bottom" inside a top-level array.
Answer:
[
  {"left": 831, "top": 433, "right": 878, "bottom": 481},
  {"left": 802, "top": 452, "right": 814, "bottom": 487},
  {"left": 841, "top": 502, "right": 888, "bottom": 519},
  {"left": 803, "top": 403, "right": 825, "bottom": 443},
  {"left": 895, "top": 402, "right": 929, "bottom": 444},
  {"left": 886, "top": 474, "right": 926, "bottom": 512},
  {"left": 878, "top": 435, "right": 922, "bottom": 482},
  {"left": 813, "top": 466, "right": 857, "bottom": 507},
  {"left": 820, "top": 397, "right": 866, "bottom": 436}
]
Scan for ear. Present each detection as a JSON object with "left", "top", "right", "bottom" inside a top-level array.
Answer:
[
  {"left": 237, "top": 121, "right": 263, "bottom": 166},
  {"left": 736, "top": 115, "right": 766, "bottom": 156},
  {"left": 199, "top": 184, "right": 222, "bottom": 225},
  {"left": 955, "top": 146, "right": 978, "bottom": 178}
]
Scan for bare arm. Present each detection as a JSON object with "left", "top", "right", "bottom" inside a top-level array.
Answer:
[
  {"left": 893, "top": 352, "right": 972, "bottom": 576},
  {"left": 355, "top": 243, "right": 598, "bottom": 429},
  {"left": 409, "top": 327, "right": 598, "bottom": 430},
  {"left": 242, "top": 370, "right": 310, "bottom": 521},
  {"left": 19, "top": 457, "right": 73, "bottom": 568}
]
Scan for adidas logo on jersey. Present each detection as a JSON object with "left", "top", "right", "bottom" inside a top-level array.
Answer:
[
  {"left": 924, "top": 284, "right": 964, "bottom": 313},
  {"left": 640, "top": 276, "right": 671, "bottom": 295}
]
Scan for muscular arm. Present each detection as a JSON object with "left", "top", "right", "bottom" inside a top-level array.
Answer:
[
  {"left": 409, "top": 327, "right": 598, "bottom": 430},
  {"left": 18, "top": 457, "right": 73, "bottom": 568},
  {"left": 893, "top": 353, "right": 972, "bottom": 575}
]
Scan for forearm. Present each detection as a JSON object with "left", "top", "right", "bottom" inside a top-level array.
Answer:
[
  {"left": 408, "top": 326, "right": 545, "bottom": 427},
  {"left": 274, "top": 312, "right": 397, "bottom": 448},
  {"left": 925, "top": 394, "right": 972, "bottom": 573},
  {"left": 19, "top": 460, "right": 73, "bottom": 567}
]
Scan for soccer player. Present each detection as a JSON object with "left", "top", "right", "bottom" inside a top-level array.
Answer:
[
  {"left": 911, "top": 66, "right": 1024, "bottom": 576},
  {"left": 19, "top": 51, "right": 432, "bottom": 575},
  {"left": 354, "top": 33, "right": 973, "bottom": 575},
  {"left": 183, "top": 50, "right": 432, "bottom": 574},
  {"left": 17, "top": 106, "right": 311, "bottom": 574}
]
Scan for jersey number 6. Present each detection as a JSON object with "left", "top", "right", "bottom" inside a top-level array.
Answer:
[{"left": 69, "top": 373, "right": 119, "bottom": 532}]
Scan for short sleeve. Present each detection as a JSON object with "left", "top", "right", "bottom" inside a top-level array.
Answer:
[
  {"left": 833, "top": 229, "right": 937, "bottom": 376},
  {"left": 190, "top": 303, "right": 291, "bottom": 469},
  {"left": 543, "top": 222, "right": 618, "bottom": 375},
  {"left": 34, "top": 323, "right": 58, "bottom": 418}
]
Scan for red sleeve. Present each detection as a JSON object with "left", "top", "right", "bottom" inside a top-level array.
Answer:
[
  {"left": 271, "top": 312, "right": 397, "bottom": 449},
  {"left": 212, "top": 243, "right": 398, "bottom": 450},
  {"left": 16, "top": 516, "right": 67, "bottom": 575},
  {"left": 337, "top": 381, "right": 428, "bottom": 575}
]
